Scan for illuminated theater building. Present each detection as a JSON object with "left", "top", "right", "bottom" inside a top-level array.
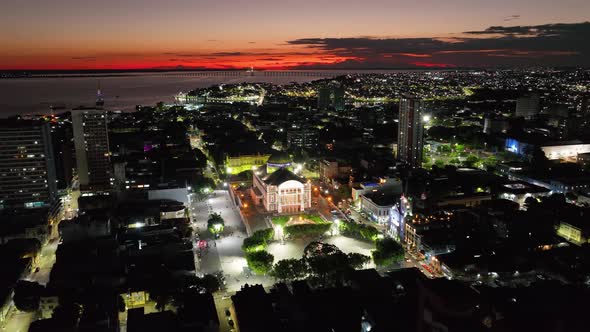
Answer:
[{"left": 251, "top": 152, "right": 312, "bottom": 213}]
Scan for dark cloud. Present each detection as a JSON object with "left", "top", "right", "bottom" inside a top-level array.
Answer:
[
  {"left": 71, "top": 56, "right": 97, "bottom": 61},
  {"left": 211, "top": 52, "right": 246, "bottom": 56},
  {"left": 287, "top": 22, "right": 590, "bottom": 68},
  {"left": 503, "top": 15, "right": 521, "bottom": 22}
]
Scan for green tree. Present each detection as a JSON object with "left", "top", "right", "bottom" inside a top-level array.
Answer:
[
  {"left": 271, "top": 258, "right": 308, "bottom": 281},
  {"left": 242, "top": 228, "right": 274, "bottom": 253},
  {"left": 464, "top": 154, "right": 480, "bottom": 167},
  {"left": 347, "top": 253, "right": 371, "bottom": 269},
  {"left": 207, "top": 213, "right": 225, "bottom": 235},
  {"left": 483, "top": 155, "right": 497, "bottom": 169},
  {"left": 434, "top": 159, "right": 446, "bottom": 168},
  {"left": 372, "top": 238, "right": 404, "bottom": 266},
  {"left": 246, "top": 251, "right": 274, "bottom": 275},
  {"left": 304, "top": 242, "right": 350, "bottom": 285}
]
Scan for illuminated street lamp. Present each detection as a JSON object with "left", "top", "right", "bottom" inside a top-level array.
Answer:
[{"left": 276, "top": 225, "right": 284, "bottom": 244}]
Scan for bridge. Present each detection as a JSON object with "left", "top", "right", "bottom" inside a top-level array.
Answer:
[
  {"left": 152, "top": 71, "right": 348, "bottom": 78},
  {"left": 18, "top": 71, "right": 348, "bottom": 79}
]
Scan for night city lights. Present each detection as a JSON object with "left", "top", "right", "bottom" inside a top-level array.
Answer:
[{"left": 1, "top": 1, "right": 590, "bottom": 331}]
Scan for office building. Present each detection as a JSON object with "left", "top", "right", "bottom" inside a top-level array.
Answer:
[
  {"left": 0, "top": 120, "right": 57, "bottom": 209},
  {"left": 317, "top": 85, "right": 345, "bottom": 111},
  {"left": 286, "top": 128, "right": 319, "bottom": 149},
  {"left": 515, "top": 93, "right": 540, "bottom": 119},
  {"left": 71, "top": 107, "right": 112, "bottom": 190},
  {"left": 397, "top": 95, "right": 424, "bottom": 167}
]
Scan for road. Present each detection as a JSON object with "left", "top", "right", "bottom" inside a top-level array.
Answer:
[
  {"left": 1, "top": 240, "right": 59, "bottom": 332},
  {"left": 190, "top": 190, "right": 273, "bottom": 292}
]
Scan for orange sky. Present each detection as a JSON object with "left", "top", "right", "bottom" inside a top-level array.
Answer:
[{"left": 1, "top": 0, "right": 589, "bottom": 69}]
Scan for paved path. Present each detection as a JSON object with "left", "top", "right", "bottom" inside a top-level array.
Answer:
[{"left": 190, "top": 190, "right": 273, "bottom": 292}]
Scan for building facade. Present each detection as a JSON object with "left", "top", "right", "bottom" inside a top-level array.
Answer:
[
  {"left": 71, "top": 107, "right": 112, "bottom": 190},
  {"left": 0, "top": 120, "right": 57, "bottom": 209},
  {"left": 515, "top": 93, "right": 540, "bottom": 119},
  {"left": 251, "top": 155, "right": 311, "bottom": 213},
  {"left": 397, "top": 95, "right": 424, "bottom": 167},
  {"left": 225, "top": 153, "right": 271, "bottom": 175},
  {"left": 287, "top": 128, "right": 319, "bottom": 149},
  {"left": 317, "top": 85, "right": 345, "bottom": 111}
]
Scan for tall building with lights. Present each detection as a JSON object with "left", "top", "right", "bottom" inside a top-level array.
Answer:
[
  {"left": 515, "top": 93, "right": 540, "bottom": 119},
  {"left": 71, "top": 107, "right": 112, "bottom": 191},
  {"left": 0, "top": 119, "right": 57, "bottom": 209},
  {"left": 397, "top": 95, "right": 424, "bottom": 168},
  {"left": 317, "top": 85, "right": 345, "bottom": 111}
]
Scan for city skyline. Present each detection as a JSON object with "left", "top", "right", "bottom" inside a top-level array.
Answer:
[{"left": 1, "top": 0, "right": 589, "bottom": 70}]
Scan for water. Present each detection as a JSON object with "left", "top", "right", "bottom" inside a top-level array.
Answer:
[
  {"left": 0, "top": 71, "right": 340, "bottom": 116},
  {"left": 0, "top": 69, "right": 435, "bottom": 116}
]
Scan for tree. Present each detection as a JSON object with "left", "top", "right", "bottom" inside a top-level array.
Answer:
[
  {"left": 207, "top": 213, "right": 225, "bottom": 236},
  {"left": 372, "top": 238, "right": 404, "bottom": 266},
  {"left": 242, "top": 228, "right": 274, "bottom": 253},
  {"left": 464, "top": 154, "right": 480, "bottom": 167},
  {"left": 347, "top": 253, "right": 371, "bottom": 269},
  {"left": 271, "top": 259, "right": 308, "bottom": 281},
  {"left": 246, "top": 251, "right": 274, "bottom": 275},
  {"left": 304, "top": 242, "right": 350, "bottom": 285},
  {"left": 13, "top": 280, "right": 43, "bottom": 312},
  {"left": 339, "top": 222, "right": 379, "bottom": 242},
  {"left": 434, "top": 159, "right": 446, "bottom": 168},
  {"left": 200, "top": 274, "right": 221, "bottom": 293}
]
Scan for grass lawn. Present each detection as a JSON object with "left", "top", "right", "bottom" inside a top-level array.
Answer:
[{"left": 272, "top": 214, "right": 326, "bottom": 227}]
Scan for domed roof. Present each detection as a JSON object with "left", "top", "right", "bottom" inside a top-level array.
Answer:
[{"left": 267, "top": 151, "right": 292, "bottom": 165}]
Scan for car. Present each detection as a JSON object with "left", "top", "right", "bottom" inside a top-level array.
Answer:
[{"left": 225, "top": 309, "right": 231, "bottom": 317}]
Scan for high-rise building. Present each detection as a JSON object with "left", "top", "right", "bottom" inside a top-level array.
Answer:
[
  {"left": 332, "top": 85, "right": 345, "bottom": 111},
  {"left": 0, "top": 119, "right": 57, "bottom": 209},
  {"left": 397, "top": 95, "right": 424, "bottom": 168},
  {"left": 578, "top": 93, "right": 590, "bottom": 114},
  {"left": 317, "top": 87, "right": 331, "bottom": 110},
  {"left": 515, "top": 93, "right": 540, "bottom": 119},
  {"left": 286, "top": 128, "right": 319, "bottom": 149},
  {"left": 71, "top": 107, "right": 112, "bottom": 191},
  {"left": 317, "top": 85, "right": 345, "bottom": 111}
]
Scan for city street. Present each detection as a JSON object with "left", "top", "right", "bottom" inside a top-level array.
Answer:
[
  {"left": 190, "top": 190, "right": 273, "bottom": 292},
  {"left": 1, "top": 240, "right": 59, "bottom": 332}
]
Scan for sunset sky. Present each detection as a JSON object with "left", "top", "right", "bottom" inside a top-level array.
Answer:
[{"left": 1, "top": 0, "right": 589, "bottom": 70}]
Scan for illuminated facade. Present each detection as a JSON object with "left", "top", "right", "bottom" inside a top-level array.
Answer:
[
  {"left": 0, "top": 120, "right": 57, "bottom": 209},
  {"left": 225, "top": 153, "right": 271, "bottom": 175},
  {"left": 556, "top": 222, "right": 589, "bottom": 246},
  {"left": 251, "top": 154, "right": 311, "bottom": 213},
  {"left": 72, "top": 107, "right": 112, "bottom": 190},
  {"left": 397, "top": 95, "right": 424, "bottom": 167}
]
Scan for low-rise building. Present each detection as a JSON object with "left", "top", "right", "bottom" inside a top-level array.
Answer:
[
  {"left": 360, "top": 187, "right": 402, "bottom": 223},
  {"left": 497, "top": 181, "right": 551, "bottom": 207}
]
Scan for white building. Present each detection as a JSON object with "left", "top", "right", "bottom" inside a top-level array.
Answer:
[
  {"left": 541, "top": 142, "right": 590, "bottom": 160},
  {"left": 251, "top": 154, "right": 312, "bottom": 213}
]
